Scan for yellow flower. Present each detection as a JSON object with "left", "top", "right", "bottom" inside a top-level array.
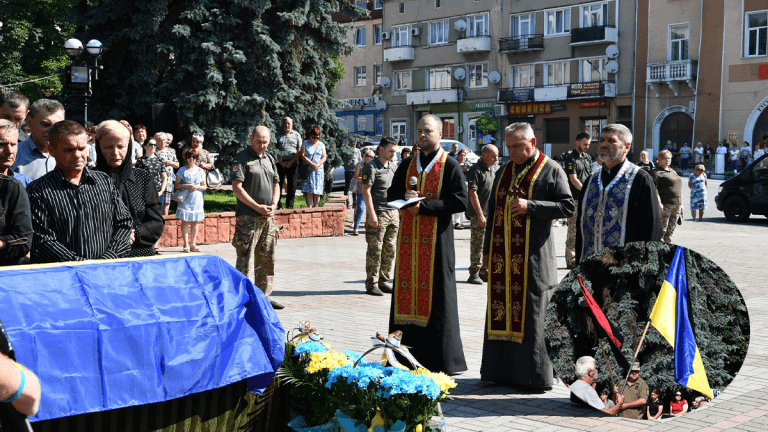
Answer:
[
  {"left": 413, "top": 368, "right": 457, "bottom": 393},
  {"left": 415, "top": 424, "right": 423, "bottom": 432},
  {"left": 305, "top": 351, "right": 351, "bottom": 374}
]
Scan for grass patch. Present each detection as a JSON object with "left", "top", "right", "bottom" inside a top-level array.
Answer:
[{"left": 169, "top": 190, "right": 329, "bottom": 214}]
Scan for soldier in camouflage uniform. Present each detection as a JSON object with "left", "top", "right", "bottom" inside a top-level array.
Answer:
[
  {"left": 361, "top": 137, "right": 400, "bottom": 296},
  {"left": 564, "top": 132, "right": 592, "bottom": 269},
  {"left": 466, "top": 144, "right": 498, "bottom": 284},
  {"left": 231, "top": 125, "right": 283, "bottom": 309}
]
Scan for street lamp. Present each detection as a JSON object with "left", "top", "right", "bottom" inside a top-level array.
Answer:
[{"left": 63, "top": 38, "right": 105, "bottom": 124}]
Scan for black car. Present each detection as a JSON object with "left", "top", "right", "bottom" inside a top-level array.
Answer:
[{"left": 715, "top": 153, "right": 768, "bottom": 221}]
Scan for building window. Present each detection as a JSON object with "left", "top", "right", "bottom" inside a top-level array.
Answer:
[
  {"left": 583, "top": 119, "right": 606, "bottom": 142},
  {"left": 354, "top": 66, "right": 367, "bottom": 86},
  {"left": 374, "top": 25, "right": 382, "bottom": 45},
  {"left": 468, "top": 63, "right": 488, "bottom": 88},
  {"left": 746, "top": 11, "right": 768, "bottom": 57},
  {"left": 395, "top": 71, "right": 411, "bottom": 90},
  {"left": 581, "top": 58, "right": 608, "bottom": 82},
  {"left": 355, "top": 115, "right": 367, "bottom": 133},
  {"left": 546, "top": 119, "right": 570, "bottom": 144},
  {"left": 392, "top": 25, "right": 411, "bottom": 47},
  {"left": 374, "top": 65, "right": 382, "bottom": 85},
  {"left": 545, "top": 8, "right": 571, "bottom": 36},
  {"left": 399, "top": 2, "right": 404, "bottom": 14},
  {"left": 545, "top": 61, "right": 570, "bottom": 86},
  {"left": 375, "top": 0, "right": 383, "bottom": 10},
  {"left": 436, "top": 0, "right": 441, "bottom": 7},
  {"left": 375, "top": 114, "right": 383, "bottom": 136},
  {"left": 392, "top": 121, "right": 407, "bottom": 143},
  {"left": 581, "top": 3, "right": 608, "bottom": 27},
  {"left": 468, "top": 13, "right": 489, "bottom": 37},
  {"left": 430, "top": 20, "right": 449, "bottom": 45},
  {"left": 428, "top": 68, "right": 452, "bottom": 90},
  {"left": 670, "top": 24, "right": 689, "bottom": 61},
  {"left": 355, "top": 27, "right": 366, "bottom": 46},
  {"left": 441, "top": 118, "right": 455, "bottom": 139},
  {"left": 510, "top": 65, "right": 532, "bottom": 88},
  {"left": 511, "top": 13, "right": 535, "bottom": 38}
]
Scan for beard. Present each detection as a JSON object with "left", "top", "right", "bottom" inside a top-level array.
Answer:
[{"left": 599, "top": 147, "right": 625, "bottom": 165}]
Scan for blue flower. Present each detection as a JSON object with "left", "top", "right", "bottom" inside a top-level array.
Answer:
[
  {"left": 326, "top": 365, "right": 384, "bottom": 390},
  {"left": 293, "top": 341, "right": 328, "bottom": 356},
  {"left": 379, "top": 369, "right": 440, "bottom": 399}
]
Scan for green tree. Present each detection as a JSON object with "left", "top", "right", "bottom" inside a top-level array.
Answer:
[
  {"left": 73, "top": 0, "right": 362, "bottom": 172},
  {"left": 545, "top": 242, "right": 749, "bottom": 400},
  {"left": 0, "top": 0, "right": 74, "bottom": 100}
]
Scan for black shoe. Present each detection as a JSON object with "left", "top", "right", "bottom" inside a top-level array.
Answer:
[
  {"left": 366, "top": 285, "right": 384, "bottom": 296},
  {"left": 467, "top": 273, "right": 483, "bottom": 285},
  {"left": 270, "top": 299, "right": 285, "bottom": 310},
  {"left": 378, "top": 282, "right": 393, "bottom": 293}
]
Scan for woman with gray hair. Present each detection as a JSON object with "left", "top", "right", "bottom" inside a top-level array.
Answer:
[{"left": 188, "top": 133, "right": 213, "bottom": 171}]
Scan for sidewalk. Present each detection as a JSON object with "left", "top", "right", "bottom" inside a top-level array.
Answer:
[{"left": 168, "top": 180, "right": 768, "bottom": 431}]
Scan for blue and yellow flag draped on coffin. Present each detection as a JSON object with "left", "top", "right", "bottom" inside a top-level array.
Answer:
[
  {"left": 649, "top": 246, "right": 713, "bottom": 399},
  {"left": 0, "top": 255, "right": 285, "bottom": 422}
]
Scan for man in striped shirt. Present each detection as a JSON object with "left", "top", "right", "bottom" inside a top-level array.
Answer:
[{"left": 27, "top": 120, "right": 132, "bottom": 263}]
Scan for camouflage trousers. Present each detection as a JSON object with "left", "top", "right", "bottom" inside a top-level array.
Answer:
[
  {"left": 365, "top": 209, "right": 400, "bottom": 286},
  {"left": 565, "top": 215, "right": 578, "bottom": 267},
  {"left": 469, "top": 216, "right": 487, "bottom": 276},
  {"left": 233, "top": 214, "right": 277, "bottom": 297},
  {"left": 660, "top": 203, "right": 681, "bottom": 243}
]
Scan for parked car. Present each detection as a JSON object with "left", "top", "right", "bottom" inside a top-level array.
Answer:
[
  {"left": 439, "top": 139, "right": 480, "bottom": 164},
  {"left": 715, "top": 153, "right": 768, "bottom": 221}
]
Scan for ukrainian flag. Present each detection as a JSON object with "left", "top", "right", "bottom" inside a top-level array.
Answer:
[{"left": 649, "top": 246, "right": 714, "bottom": 399}]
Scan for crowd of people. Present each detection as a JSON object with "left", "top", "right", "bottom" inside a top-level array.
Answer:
[{"left": 659, "top": 137, "right": 767, "bottom": 175}]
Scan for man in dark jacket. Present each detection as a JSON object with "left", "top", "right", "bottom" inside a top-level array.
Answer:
[{"left": 0, "top": 120, "right": 32, "bottom": 265}]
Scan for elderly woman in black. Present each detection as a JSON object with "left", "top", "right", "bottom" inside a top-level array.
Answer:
[{"left": 94, "top": 120, "right": 164, "bottom": 257}]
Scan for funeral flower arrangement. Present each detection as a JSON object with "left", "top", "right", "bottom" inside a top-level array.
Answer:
[{"left": 278, "top": 328, "right": 455, "bottom": 432}]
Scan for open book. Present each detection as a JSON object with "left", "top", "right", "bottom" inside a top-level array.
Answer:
[{"left": 387, "top": 196, "right": 426, "bottom": 210}]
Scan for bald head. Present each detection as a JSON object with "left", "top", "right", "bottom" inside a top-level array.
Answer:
[
  {"left": 416, "top": 114, "right": 443, "bottom": 153},
  {"left": 250, "top": 125, "right": 271, "bottom": 155}
]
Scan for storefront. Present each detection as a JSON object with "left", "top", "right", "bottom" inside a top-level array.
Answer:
[
  {"left": 335, "top": 97, "right": 384, "bottom": 140},
  {"left": 417, "top": 100, "right": 498, "bottom": 151}
]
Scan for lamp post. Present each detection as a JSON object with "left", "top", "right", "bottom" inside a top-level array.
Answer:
[{"left": 63, "top": 38, "right": 104, "bottom": 124}]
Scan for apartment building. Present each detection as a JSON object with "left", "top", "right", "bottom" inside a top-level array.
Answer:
[
  {"left": 333, "top": 1, "right": 385, "bottom": 141},
  {"left": 379, "top": 0, "right": 503, "bottom": 150}
]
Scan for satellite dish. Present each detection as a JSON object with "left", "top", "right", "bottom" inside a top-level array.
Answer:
[
  {"left": 454, "top": 19, "right": 467, "bottom": 32},
  {"left": 376, "top": 100, "right": 387, "bottom": 112},
  {"left": 453, "top": 67, "right": 466, "bottom": 81},
  {"left": 605, "top": 60, "right": 619, "bottom": 74},
  {"left": 488, "top": 71, "right": 501, "bottom": 84},
  {"left": 606, "top": 44, "right": 619, "bottom": 59},
  {"left": 380, "top": 77, "right": 391, "bottom": 88}
]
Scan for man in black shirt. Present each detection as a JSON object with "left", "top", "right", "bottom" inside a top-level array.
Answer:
[
  {"left": 27, "top": 120, "right": 132, "bottom": 263},
  {"left": 0, "top": 120, "right": 32, "bottom": 266},
  {"left": 564, "top": 131, "right": 592, "bottom": 269}
]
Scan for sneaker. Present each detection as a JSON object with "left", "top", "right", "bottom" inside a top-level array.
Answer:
[
  {"left": 378, "top": 282, "right": 393, "bottom": 293},
  {"left": 352, "top": 230, "right": 359, "bottom": 236},
  {"left": 270, "top": 299, "right": 285, "bottom": 310},
  {"left": 467, "top": 273, "right": 483, "bottom": 285},
  {"left": 366, "top": 285, "right": 384, "bottom": 296}
]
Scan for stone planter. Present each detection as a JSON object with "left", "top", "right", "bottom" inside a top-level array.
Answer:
[{"left": 157, "top": 197, "right": 347, "bottom": 247}]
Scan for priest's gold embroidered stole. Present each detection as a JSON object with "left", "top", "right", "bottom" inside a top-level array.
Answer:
[{"left": 487, "top": 152, "right": 548, "bottom": 342}]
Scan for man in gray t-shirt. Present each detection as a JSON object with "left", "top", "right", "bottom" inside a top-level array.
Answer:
[
  {"left": 274, "top": 117, "right": 303, "bottom": 209},
  {"left": 231, "top": 125, "right": 283, "bottom": 309},
  {"left": 361, "top": 137, "right": 400, "bottom": 296},
  {"left": 465, "top": 145, "right": 498, "bottom": 284}
]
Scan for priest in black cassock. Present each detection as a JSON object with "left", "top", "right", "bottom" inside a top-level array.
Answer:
[
  {"left": 481, "top": 122, "right": 575, "bottom": 388},
  {"left": 575, "top": 124, "right": 661, "bottom": 263},
  {"left": 387, "top": 115, "right": 468, "bottom": 375}
]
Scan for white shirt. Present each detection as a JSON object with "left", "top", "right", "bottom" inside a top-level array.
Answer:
[{"left": 716, "top": 145, "right": 727, "bottom": 154}]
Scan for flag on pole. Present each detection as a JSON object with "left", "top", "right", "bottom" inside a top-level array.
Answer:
[
  {"left": 578, "top": 275, "right": 631, "bottom": 372},
  {"left": 649, "top": 246, "right": 714, "bottom": 399}
]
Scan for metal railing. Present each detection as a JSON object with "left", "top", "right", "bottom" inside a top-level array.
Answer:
[
  {"left": 498, "top": 34, "right": 544, "bottom": 52},
  {"left": 570, "top": 25, "right": 615, "bottom": 44}
]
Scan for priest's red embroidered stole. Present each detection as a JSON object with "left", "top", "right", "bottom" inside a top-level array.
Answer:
[
  {"left": 487, "top": 151, "right": 547, "bottom": 342},
  {"left": 393, "top": 151, "right": 448, "bottom": 326}
]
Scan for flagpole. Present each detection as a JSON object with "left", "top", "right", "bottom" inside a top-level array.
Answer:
[
  {"left": 599, "top": 339, "right": 616, "bottom": 388},
  {"left": 620, "top": 319, "right": 652, "bottom": 395}
]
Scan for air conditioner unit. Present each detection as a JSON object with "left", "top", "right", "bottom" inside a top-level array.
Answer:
[
  {"left": 382, "top": 31, "right": 391, "bottom": 40},
  {"left": 493, "top": 104, "right": 506, "bottom": 117},
  {"left": 411, "top": 27, "right": 421, "bottom": 36}
]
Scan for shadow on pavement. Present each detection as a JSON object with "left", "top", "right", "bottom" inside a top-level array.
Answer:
[{"left": 274, "top": 289, "right": 367, "bottom": 297}]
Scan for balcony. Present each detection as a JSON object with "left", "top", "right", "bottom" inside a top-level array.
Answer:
[
  {"left": 570, "top": 25, "right": 618, "bottom": 46},
  {"left": 646, "top": 59, "right": 698, "bottom": 96},
  {"left": 406, "top": 88, "right": 462, "bottom": 105},
  {"left": 384, "top": 45, "right": 414, "bottom": 62},
  {"left": 457, "top": 35, "right": 492, "bottom": 53},
  {"left": 498, "top": 35, "right": 544, "bottom": 54},
  {"left": 497, "top": 88, "right": 534, "bottom": 103}
]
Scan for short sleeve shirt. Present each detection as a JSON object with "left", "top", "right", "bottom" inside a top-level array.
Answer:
[
  {"left": 617, "top": 377, "right": 649, "bottom": 419},
  {"left": 569, "top": 380, "right": 606, "bottom": 410},
  {"left": 361, "top": 157, "right": 397, "bottom": 213},
  {"left": 465, "top": 161, "right": 495, "bottom": 218},
  {"left": 231, "top": 147, "right": 279, "bottom": 217},
  {"left": 564, "top": 151, "right": 593, "bottom": 199},
  {"left": 275, "top": 130, "right": 303, "bottom": 162}
]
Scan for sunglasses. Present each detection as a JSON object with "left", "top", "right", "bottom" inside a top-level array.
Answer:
[{"left": 147, "top": 144, "right": 157, "bottom": 147}]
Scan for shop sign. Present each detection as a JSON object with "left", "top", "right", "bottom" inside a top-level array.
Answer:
[
  {"left": 512, "top": 88, "right": 534, "bottom": 101},
  {"left": 551, "top": 103, "right": 567, "bottom": 112},
  {"left": 342, "top": 97, "right": 377, "bottom": 109},
  {"left": 569, "top": 82, "right": 602, "bottom": 97},
  {"left": 428, "top": 100, "right": 496, "bottom": 113},
  {"left": 729, "top": 130, "right": 739, "bottom": 142},
  {"left": 507, "top": 103, "right": 551, "bottom": 116},
  {"left": 580, "top": 101, "right": 607, "bottom": 108}
]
